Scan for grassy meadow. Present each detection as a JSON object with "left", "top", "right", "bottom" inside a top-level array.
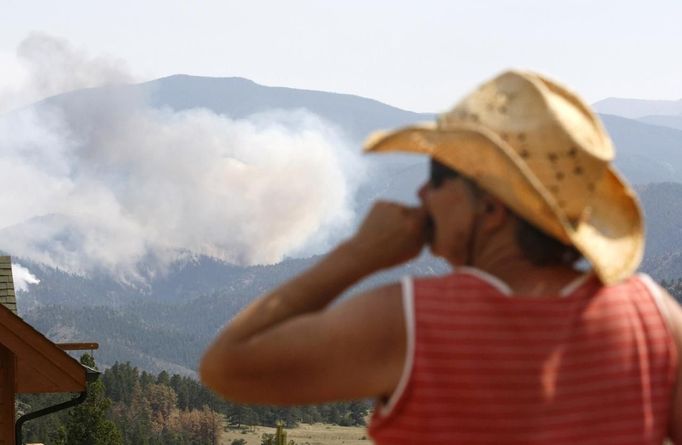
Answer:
[{"left": 222, "top": 423, "right": 371, "bottom": 445}]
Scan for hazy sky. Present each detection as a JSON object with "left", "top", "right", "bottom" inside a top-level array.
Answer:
[{"left": 2, "top": 0, "right": 681, "bottom": 112}]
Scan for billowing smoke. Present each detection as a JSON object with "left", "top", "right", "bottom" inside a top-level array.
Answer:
[
  {"left": 0, "top": 34, "right": 365, "bottom": 281},
  {"left": 0, "top": 32, "right": 132, "bottom": 114},
  {"left": 11, "top": 263, "right": 41, "bottom": 292}
]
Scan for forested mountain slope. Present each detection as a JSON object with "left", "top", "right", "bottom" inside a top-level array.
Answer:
[{"left": 6, "top": 76, "right": 682, "bottom": 374}]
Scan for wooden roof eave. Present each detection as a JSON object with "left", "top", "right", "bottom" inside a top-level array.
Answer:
[{"left": 0, "top": 304, "right": 87, "bottom": 393}]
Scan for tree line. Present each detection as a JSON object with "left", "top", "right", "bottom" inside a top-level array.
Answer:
[{"left": 17, "top": 355, "right": 370, "bottom": 445}]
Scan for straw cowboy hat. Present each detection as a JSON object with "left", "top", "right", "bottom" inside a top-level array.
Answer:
[{"left": 364, "top": 70, "right": 643, "bottom": 285}]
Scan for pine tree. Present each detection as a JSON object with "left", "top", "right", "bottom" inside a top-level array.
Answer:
[
  {"left": 156, "top": 370, "right": 170, "bottom": 386},
  {"left": 63, "top": 354, "right": 123, "bottom": 445},
  {"left": 102, "top": 362, "right": 139, "bottom": 405}
]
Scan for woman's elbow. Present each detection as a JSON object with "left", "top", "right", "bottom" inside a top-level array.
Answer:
[
  {"left": 198, "top": 351, "right": 218, "bottom": 387},
  {"left": 200, "top": 345, "right": 235, "bottom": 395},
  {"left": 199, "top": 346, "right": 253, "bottom": 402}
]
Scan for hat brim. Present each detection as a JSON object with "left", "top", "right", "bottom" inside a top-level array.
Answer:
[{"left": 365, "top": 124, "right": 644, "bottom": 285}]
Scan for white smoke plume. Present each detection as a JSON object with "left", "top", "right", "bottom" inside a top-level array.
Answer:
[
  {"left": 0, "top": 32, "right": 132, "bottom": 114},
  {"left": 0, "top": 34, "right": 365, "bottom": 281},
  {"left": 11, "top": 263, "right": 41, "bottom": 292}
]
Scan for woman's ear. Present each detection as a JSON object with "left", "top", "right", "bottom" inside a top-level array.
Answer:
[{"left": 480, "top": 194, "right": 509, "bottom": 232}]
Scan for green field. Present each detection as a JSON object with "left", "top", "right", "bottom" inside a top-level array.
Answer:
[{"left": 222, "top": 423, "right": 371, "bottom": 445}]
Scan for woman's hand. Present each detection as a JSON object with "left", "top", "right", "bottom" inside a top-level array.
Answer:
[{"left": 346, "top": 201, "right": 428, "bottom": 272}]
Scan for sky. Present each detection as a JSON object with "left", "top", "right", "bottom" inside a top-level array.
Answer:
[
  {"left": 2, "top": 0, "right": 681, "bottom": 113},
  {"left": 0, "top": 0, "right": 680, "bottom": 280}
]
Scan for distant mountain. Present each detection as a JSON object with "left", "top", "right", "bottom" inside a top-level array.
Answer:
[
  {"left": 593, "top": 97, "right": 682, "bottom": 119},
  {"left": 20, "top": 252, "right": 449, "bottom": 375},
  {"left": 637, "top": 182, "right": 682, "bottom": 280},
  {"left": 41, "top": 74, "right": 433, "bottom": 145},
  {"left": 17, "top": 252, "right": 321, "bottom": 307},
  {"left": 592, "top": 96, "right": 682, "bottom": 131},
  {"left": 7, "top": 78, "right": 682, "bottom": 286},
  {"left": 26, "top": 74, "right": 434, "bottom": 239},
  {"left": 638, "top": 183, "right": 682, "bottom": 259},
  {"left": 16, "top": 180, "right": 682, "bottom": 305},
  {"left": 8, "top": 76, "right": 682, "bottom": 374},
  {"left": 23, "top": 302, "right": 203, "bottom": 376},
  {"left": 599, "top": 114, "right": 682, "bottom": 184},
  {"left": 638, "top": 115, "right": 682, "bottom": 131},
  {"left": 21, "top": 179, "right": 682, "bottom": 374},
  {"left": 35, "top": 76, "right": 682, "bottom": 187}
]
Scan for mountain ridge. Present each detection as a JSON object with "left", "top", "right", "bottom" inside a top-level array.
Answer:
[
  {"left": 593, "top": 97, "right": 682, "bottom": 119},
  {"left": 5, "top": 75, "right": 682, "bottom": 375}
]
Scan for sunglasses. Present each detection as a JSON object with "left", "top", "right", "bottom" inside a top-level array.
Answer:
[{"left": 429, "top": 159, "right": 459, "bottom": 188}]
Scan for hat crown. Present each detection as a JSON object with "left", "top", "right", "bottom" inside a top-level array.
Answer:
[
  {"left": 364, "top": 69, "right": 644, "bottom": 284},
  {"left": 438, "top": 71, "right": 614, "bottom": 224}
]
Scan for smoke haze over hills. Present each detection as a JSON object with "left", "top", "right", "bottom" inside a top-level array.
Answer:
[
  {"left": 4, "top": 33, "right": 682, "bottom": 290},
  {"left": 5, "top": 33, "right": 682, "bottom": 376},
  {"left": 0, "top": 34, "right": 364, "bottom": 281}
]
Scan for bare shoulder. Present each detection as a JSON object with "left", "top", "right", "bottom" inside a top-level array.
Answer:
[{"left": 326, "top": 281, "right": 404, "bottom": 323}]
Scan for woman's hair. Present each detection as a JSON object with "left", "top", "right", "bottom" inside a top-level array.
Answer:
[
  {"left": 429, "top": 159, "right": 582, "bottom": 267},
  {"left": 514, "top": 218, "right": 582, "bottom": 266}
]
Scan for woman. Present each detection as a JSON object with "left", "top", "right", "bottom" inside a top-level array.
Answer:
[{"left": 200, "top": 70, "right": 682, "bottom": 443}]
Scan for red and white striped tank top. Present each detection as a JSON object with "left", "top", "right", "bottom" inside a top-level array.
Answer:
[{"left": 369, "top": 268, "right": 677, "bottom": 445}]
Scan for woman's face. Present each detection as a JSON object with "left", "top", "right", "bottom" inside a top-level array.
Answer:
[{"left": 419, "top": 160, "right": 480, "bottom": 265}]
